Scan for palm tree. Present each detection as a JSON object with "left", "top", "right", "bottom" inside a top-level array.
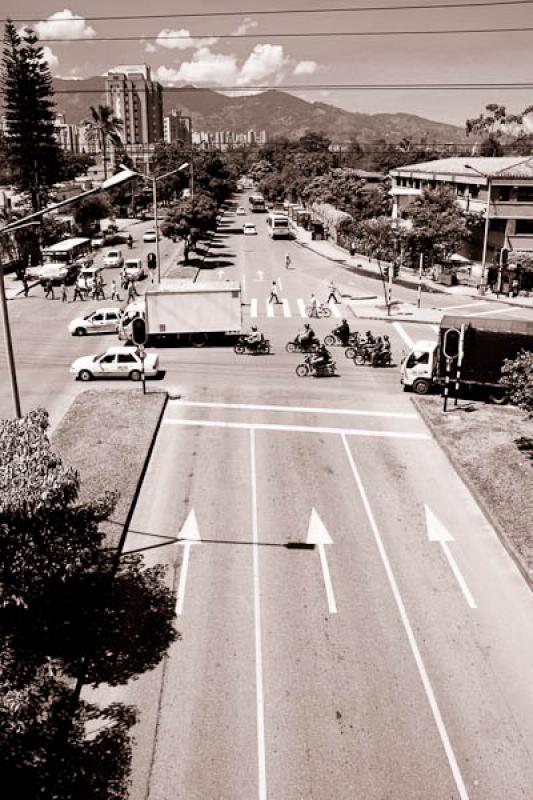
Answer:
[{"left": 83, "top": 105, "right": 123, "bottom": 180}]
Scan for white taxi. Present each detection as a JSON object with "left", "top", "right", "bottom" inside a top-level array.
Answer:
[
  {"left": 68, "top": 307, "right": 123, "bottom": 336},
  {"left": 70, "top": 346, "right": 159, "bottom": 382}
]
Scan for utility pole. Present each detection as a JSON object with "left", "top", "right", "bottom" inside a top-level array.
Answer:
[
  {"left": 0, "top": 255, "right": 21, "bottom": 417},
  {"left": 417, "top": 253, "right": 424, "bottom": 309}
]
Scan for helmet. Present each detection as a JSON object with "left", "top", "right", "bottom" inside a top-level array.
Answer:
[
  {"left": 366, "top": 330, "right": 372, "bottom": 337},
  {"left": 342, "top": 319, "right": 347, "bottom": 324},
  {"left": 305, "top": 323, "right": 310, "bottom": 329},
  {"left": 384, "top": 334, "right": 390, "bottom": 341},
  {"left": 251, "top": 325, "right": 257, "bottom": 331}
]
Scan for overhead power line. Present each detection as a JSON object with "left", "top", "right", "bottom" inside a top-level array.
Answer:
[
  {"left": 5, "top": 0, "right": 533, "bottom": 23},
  {"left": 20, "top": 26, "right": 533, "bottom": 44},
  {"left": 5, "top": 82, "right": 532, "bottom": 93}
]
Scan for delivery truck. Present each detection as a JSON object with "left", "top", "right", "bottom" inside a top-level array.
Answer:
[
  {"left": 118, "top": 280, "right": 242, "bottom": 347},
  {"left": 400, "top": 314, "right": 533, "bottom": 400}
]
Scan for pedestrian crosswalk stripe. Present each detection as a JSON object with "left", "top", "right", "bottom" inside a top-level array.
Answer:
[
  {"left": 266, "top": 299, "right": 274, "bottom": 317},
  {"left": 329, "top": 300, "right": 341, "bottom": 318},
  {"left": 282, "top": 298, "right": 291, "bottom": 317},
  {"left": 297, "top": 298, "right": 307, "bottom": 318},
  {"left": 250, "top": 298, "right": 258, "bottom": 318}
]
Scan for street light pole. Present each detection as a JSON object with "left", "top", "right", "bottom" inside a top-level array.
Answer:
[{"left": 0, "top": 256, "right": 21, "bottom": 417}]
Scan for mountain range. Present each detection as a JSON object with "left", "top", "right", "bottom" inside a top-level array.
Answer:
[{"left": 53, "top": 77, "right": 466, "bottom": 143}]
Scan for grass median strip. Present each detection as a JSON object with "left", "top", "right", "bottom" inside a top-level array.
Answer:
[
  {"left": 414, "top": 396, "right": 533, "bottom": 587},
  {"left": 52, "top": 388, "right": 167, "bottom": 544}
]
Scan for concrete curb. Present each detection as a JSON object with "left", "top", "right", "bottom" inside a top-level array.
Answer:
[
  {"left": 350, "top": 311, "right": 440, "bottom": 325},
  {"left": 412, "top": 396, "right": 533, "bottom": 591}
]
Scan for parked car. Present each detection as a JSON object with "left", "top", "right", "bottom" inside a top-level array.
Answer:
[
  {"left": 143, "top": 230, "right": 157, "bottom": 243},
  {"left": 243, "top": 223, "right": 257, "bottom": 236},
  {"left": 79, "top": 265, "right": 103, "bottom": 289},
  {"left": 26, "top": 262, "right": 78, "bottom": 284},
  {"left": 236, "top": 206, "right": 247, "bottom": 216},
  {"left": 70, "top": 346, "right": 159, "bottom": 382},
  {"left": 122, "top": 258, "right": 146, "bottom": 281},
  {"left": 103, "top": 248, "right": 124, "bottom": 268},
  {"left": 68, "top": 307, "right": 123, "bottom": 336}
]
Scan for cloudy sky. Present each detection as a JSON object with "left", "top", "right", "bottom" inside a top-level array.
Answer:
[{"left": 3, "top": 0, "right": 533, "bottom": 126}]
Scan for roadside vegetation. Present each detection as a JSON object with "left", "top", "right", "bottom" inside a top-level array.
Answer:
[{"left": 0, "top": 391, "right": 177, "bottom": 797}]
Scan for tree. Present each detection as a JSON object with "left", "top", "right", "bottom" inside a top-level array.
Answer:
[
  {"left": 500, "top": 350, "right": 533, "bottom": 414},
  {"left": 1, "top": 21, "right": 62, "bottom": 211},
  {"left": 74, "top": 193, "right": 112, "bottom": 236},
  {"left": 149, "top": 142, "right": 189, "bottom": 202},
  {"left": 82, "top": 104, "right": 123, "bottom": 181},
  {"left": 161, "top": 193, "right": 218, "bottom": 261}
]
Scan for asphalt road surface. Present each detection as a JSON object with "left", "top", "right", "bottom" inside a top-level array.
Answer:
[{"left": 2, "top": 198, "right": 533, "bottom": 798}]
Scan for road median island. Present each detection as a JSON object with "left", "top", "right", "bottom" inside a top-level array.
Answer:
[
  {"left": 52, "top": 388, "right": 168, "bottom": 546},
  {"left": 413, "top": 396, "right": 533, "bottom": 588}
]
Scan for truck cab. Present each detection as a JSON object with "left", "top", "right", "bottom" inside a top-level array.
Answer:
[{"left": 400, "top": 340, "right": 438, "bottom": 394}]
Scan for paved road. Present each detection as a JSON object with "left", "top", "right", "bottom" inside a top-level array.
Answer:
[{"left": 2, "top": 197, "right": 533, "bottom": 798}]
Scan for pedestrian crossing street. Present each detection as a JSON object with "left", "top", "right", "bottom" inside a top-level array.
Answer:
[{"left": 249, "top": 297, "right": 343, "bottom": 319}]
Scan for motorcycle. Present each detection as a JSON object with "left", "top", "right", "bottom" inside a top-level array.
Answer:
[
  {"left": 234, "top": 336, "right": 271, "bottom": 355},
  {"left": 345, "top": 337, "right": 375, "bottom": 360},
  {"left": 296, "top": 354, "right": 337, "bottom": 378},
  {"left": 286, "top": 337, "right": 320, "bottom": 354},
  {"left": 324, "top": 331, "right": 359, "bottom": 351},
  {"left": 127, "top": 236, "right": 133, "bottom": 249},
  {"left": 352, "top": 346, "right": 374, "bottom": 365},
  {"left": 371, "top": 350, "right": 392, "bottom": 368}
]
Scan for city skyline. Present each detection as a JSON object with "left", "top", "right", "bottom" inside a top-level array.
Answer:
[{"left": 2, "top": 0, "right": 533, "bottom": 126}]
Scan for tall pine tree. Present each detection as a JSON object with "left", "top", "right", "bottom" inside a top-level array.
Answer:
[{"left": 1, "top": 21, "right": 61, "bottom": 211}]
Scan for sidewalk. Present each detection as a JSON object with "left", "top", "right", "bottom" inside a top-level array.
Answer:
[{"left": 292, "top": 224, "right": 533, "bottom": 312}]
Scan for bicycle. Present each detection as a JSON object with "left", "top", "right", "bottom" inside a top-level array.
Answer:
[{"left": 305, "top": 302, "right": 331, "bottom": 319}]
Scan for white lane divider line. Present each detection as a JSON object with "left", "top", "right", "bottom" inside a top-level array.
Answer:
[
  {"left": 297, "top": 298, "right": 307, "bottom": 318},
  {"left": 329, "top": 300, "right": 341, "bottom": 318},
  {"left": 250, "top": 429, "right": 267, "bottom": 800},
  {"left": 164, "top": 418, "right": 430, "bottom": 440},
  {"left": 282, "top": 298, "right": 291, "bottom": 317},
  {"left": 442, "top": 301, "right": 489, "bottom": 311},
  {"left": 170, "top": 399, "right": 419, "bottom": 420},
  {"left": 341, "top": 435, "right": 470, "bottom": 800},
  {"left": 277, "top": 276, "right": 283, "bottom": 292},
  {"left": 392, "top": 321, "right": 414, "bottom": 349},
  {"left": 250, "top": 298, "right": 258, "bottom": 318},
  {"left": 266, "top": 299, "right": 274, "bottom": 318},
  {"left": 468, "top": 307, "right": 515, "bottom": 317},
  {"left": 307, "top": 508, "right": 337, "bottom": 614}
]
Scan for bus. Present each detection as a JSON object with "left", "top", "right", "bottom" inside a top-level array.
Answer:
[
  {"left": 249, "top": 193, "right": 266, "bottom": 212},
  {"left": 266, "top": 213, "right": 290, "bottom": 239},
  {"left": 42, "top": 237, "right": 93, "bottom": 266}
]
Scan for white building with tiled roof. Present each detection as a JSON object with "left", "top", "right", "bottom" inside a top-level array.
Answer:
[{"left": 390, "top": 156, "right": 533, "bottom": 258}]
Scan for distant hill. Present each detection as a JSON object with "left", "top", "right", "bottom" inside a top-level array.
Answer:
[{"left": 53, "top": 78, "right": 465, "bottom": 143}]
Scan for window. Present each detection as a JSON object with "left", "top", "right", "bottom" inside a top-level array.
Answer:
[
  {"left": 100, "top": 355, "right": 115, "bottom": 364},
  {"left": 93, "top": 314, "right": 104, "bottom": 322},
  {"left": 517, "top": 187, "right": 533, "bottom": 202},
  {"left": 406, "top": 350, "right": 429, "bottom": 368},
  {"left": 496, "top": 187, "right": 511, "bottom": 201},
  {"left": 106, "top": 312, "right": 119, "bottom": 321},
  {"left": 117, "top": 353, "right": 137, "bottom": 364},
  {"left": 515, "top": 219, "right": 533, "bottom": 235}
]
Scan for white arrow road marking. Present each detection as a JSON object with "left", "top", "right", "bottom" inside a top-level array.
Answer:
[
  {"left": 425, "top": 506, "right": 477, "bottom": 609},
  {"left": 256, "top": 270, "right": 264, "bottom": 281},
  {"left": 307, "top": 508, "right": 337, "bottom": 614},
  {"left": 175, "top": 510, "right": 202, "bottom": 616},
  {"left": 266, "top": 299, "right": 274, "bottom": 318},
  {"left": 297, "top": 298, "right": 307, "bottom": 317}
]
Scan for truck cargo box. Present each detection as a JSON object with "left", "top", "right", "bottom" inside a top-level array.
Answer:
[{"left": 144, "top": 280, "right": 242, "bottom": 336}]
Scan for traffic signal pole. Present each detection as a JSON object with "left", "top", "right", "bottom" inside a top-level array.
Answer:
[{"left": 417, "top": 253, "right": 424, "bottom": 309}]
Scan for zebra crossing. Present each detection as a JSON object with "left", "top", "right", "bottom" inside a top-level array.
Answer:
[{"left": 249, "top": 297, "right": 342, "bottom": 319}]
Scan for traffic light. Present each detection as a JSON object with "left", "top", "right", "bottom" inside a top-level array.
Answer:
[
  {"left": 131, "top": 316, "right": 147, "bottom": 346},
  {"left": 393, "top": 262, "right": 400, "bottom": 277},
  {"left": 500, "top": 248, "right": 509, "bottom": 267},
  {"left": 147, "top": 252, "right": 157, "bottom": 270}
]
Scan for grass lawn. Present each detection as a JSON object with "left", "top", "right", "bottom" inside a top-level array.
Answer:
[
  {"left": 414, "top": 396, "right": 533, "bottom": 586},
  {"left": 52, "top": 388, "right": 167, "bottom": 546}
]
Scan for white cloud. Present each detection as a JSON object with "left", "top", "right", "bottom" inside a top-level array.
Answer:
[
  {"left": 155, "top": 28, "right": 218, "bottom": 51},
  {"left": 237, "top": 44, "right": 288, "bottom": 85},
  {"left": 144, "top": 41, "right": 157, "bottom": 54},
  {"left": 170, "top": 47, "right": 239, "bottom": 84},
  {"left": 233, "top": 17, "right": 258, "bottom": 36},
  {"left": 293, "top": 60, "right": 318, "bottom": 76},
  {"left": 42, "top": 46, "right": 59, "bottom": 69},
  {"left": 35, "top": 9, "right": 96, "bottom": 41}
]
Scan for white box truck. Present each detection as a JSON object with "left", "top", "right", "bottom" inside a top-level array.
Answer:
[{"left": 119, "top": 280, "right": 242, "bottom": 347}]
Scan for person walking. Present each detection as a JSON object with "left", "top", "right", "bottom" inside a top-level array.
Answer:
[
  {"left": 269, "top": 280, "right": 281, "bottom": 304},
  {"left": 96, "top": 275, "right": 105, "bottom": 300},
  {"left": 308, "top": 292, "right": 319, "bottom": 317},
  {"left": 61, "top": 281, "right": 68, "bottom": 303},
  {"left": 44, "top": 279, "right": 55, "bottom": 299},
  {"left": 327, "top": 279, "right": 339, "bottom": 304},
  {"left": 126, "top": 280, "right": 138, "bottom": 304},
  {"left": 22, "top": 274, "right": 30, "bottom": 297},
  {"left": 110, "top": 279, "right": 120, "bottom": 302},
  {"left": 285, "top": 253, "right": 291, "bottom": 270},
  {"left": 72, "top": 282, "right": 84, "bottom": 302}
]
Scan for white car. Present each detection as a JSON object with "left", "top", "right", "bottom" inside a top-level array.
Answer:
[
  {"left": 70, "top": 346, "right": 159, "bottom": 382},
  {"left": 143, "top": 230, "right": 157, "bottom": 243},
  {"left": 79, "top": 266, "right": 103, "bottom": 289},
  {"left": 103, "top": 249, "right": 124, "bottom": 268},
  {"left": 91, "top": 232, "right": 105, "bottom": 249},
  {"left": 68, "top": 307, "right": 123, "bottom": 337},
  {"left": 236, "top": 206, "right": 247, "bottom": 216},
  {"left": 243, "top": 223, "right": 257, "bottom": 235},
  {"left": 26, "top": 262, "right": 74, "bottom": 283},
  {"left": 123, "top": 258, "right": 146, "bottom": 281}
]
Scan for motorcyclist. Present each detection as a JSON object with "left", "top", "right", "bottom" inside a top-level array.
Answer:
[
  {"left": 297, "top": 322, "right": 316, "bottom": 349},
  {"left": 127, "top": 234, "right": 133, "bottom": 249},
  {"left": 246, "top": 324, "right": 263, "bottom": 351},
  {"left": 311, "top": 343, "right": 333, "bottom": 373},
  {"left": 371, "top": 335, "right": 385, "bottom": 365},
  {"left": 376, "top": 334, "right": 391, "bottom": 365},
  {"left": 332, "top": 318, "right": 350, "bottom": 345}
]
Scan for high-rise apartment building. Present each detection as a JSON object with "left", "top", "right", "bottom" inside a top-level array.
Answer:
[
  {"left": 105, "top": 64, "right": 163, "bottom": 147},
  {"left": 163, "top": 110, "right": 192, "bottom": 144}
]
